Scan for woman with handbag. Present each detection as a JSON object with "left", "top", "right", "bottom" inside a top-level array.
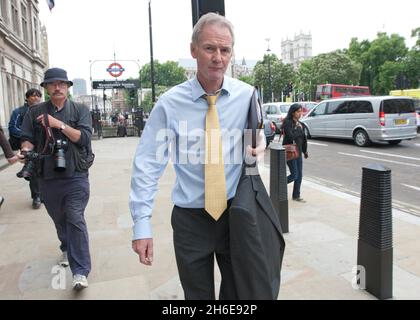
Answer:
[{"left": 281, "top": 103, "right": 308, "bottom": 202}]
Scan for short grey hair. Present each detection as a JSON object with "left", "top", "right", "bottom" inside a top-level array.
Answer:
[{"left": 191, "top": 12, "right": 235, "bottom": 46}]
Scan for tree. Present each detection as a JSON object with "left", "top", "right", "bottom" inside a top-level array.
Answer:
[
  {"left": 253, "top": 54, "right": 296, "bottom": 102},
  {"left": 238, "top": 75, "right": 254, "bottom": 86},
  {"left": 296, "top": 50, "right": 362, "bottom": 99},
  {"left": 140, "top": 60, "right": 187, "bottom": 89},
  {"left": 140, "top": 86, "right": 167, "bottom": 114},
  {"left": 403, "top": 27, "right": 420, "bottom": 89},
  {"left": 346, "top": 33, "right": 408, "bottom": 94}
]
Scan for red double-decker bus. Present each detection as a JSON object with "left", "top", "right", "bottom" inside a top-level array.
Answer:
[{"left": 315, "top": 84, "right": 370, "bottom": 101}]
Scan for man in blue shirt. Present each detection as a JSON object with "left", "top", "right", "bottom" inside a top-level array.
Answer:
[
  {"left": 129, "top": 13, "right": 265, "bottom": 300},
  {"left": 8, "top": 88, "right": 42, "bottom": 209}
]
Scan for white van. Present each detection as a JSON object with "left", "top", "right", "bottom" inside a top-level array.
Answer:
[{"left": 301, "top": 96, "right": 417, "bottom": 147}]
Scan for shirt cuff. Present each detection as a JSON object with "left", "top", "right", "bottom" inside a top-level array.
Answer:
[{"left": 132, "top": 218, "right": 152, "bottom": 240}]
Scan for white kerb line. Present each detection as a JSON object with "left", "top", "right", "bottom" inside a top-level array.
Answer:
[
  {"left": 338, "top": 152, "right": 420, "bottom": 168},
  {"left": 359, "top": 150, "right": 420, "bottom": 161},
  {"left": 401, "top": 184, "right": 420, "bottom": 192},
  {"left": 308, "top": 142, "right": 329, "bottom": 147}
]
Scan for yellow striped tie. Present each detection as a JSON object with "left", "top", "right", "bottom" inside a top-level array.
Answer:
[{"left": 205, "top": 93, "right": 227, "bottom": 220}]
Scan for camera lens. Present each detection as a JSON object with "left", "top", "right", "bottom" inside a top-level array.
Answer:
[{"left": 54, "top": 148, "right": 66, "bottom": 172}]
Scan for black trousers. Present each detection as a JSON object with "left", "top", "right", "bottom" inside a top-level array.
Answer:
[
  {"left": 171, "top": 204, "right": 237, "bottom": 300},
  {"left": 29, "top": 176, "right": 40, "bottom": 200},
  {"left": 39, "top": 176, "right": 91, "bottom": 277}
]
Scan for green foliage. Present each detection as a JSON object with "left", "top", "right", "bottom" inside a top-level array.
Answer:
[
  {"left": 140, "top": 60, "right": 187, "bottom": 88},
  {"left": 254, "top": 54, "right": 296, "bottom": 102},
  {"left": 141, "top": 86, "right": 167, "bottom": 114},
  {"left": 346, "top": 33, "right": 411, "bottom": 94},
  {"left": 238, "top": 75, "right": 255, "bottom": 86},
  {"left": 295, "top": 51, "right": 362, "bottom": 100}
]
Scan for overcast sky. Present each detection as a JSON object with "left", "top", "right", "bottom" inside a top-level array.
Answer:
[{"left": 39, "top": 0, "right": 419, "bottom": 89}]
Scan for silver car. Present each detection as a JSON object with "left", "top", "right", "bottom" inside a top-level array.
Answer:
[
  {"left": 262, "top": 102, "right": 292, "bottom": 133},
  {"left": 301, "top": 96, "right": 417, "bottom": 147}
]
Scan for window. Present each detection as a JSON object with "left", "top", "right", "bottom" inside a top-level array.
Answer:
[
  {"left": 334, "top": 102, "right": 349, "bottom": 114},
  {"left": 33, "top": 17, "right": 40, "bottom": 50},
  {"left": 21, "top": 3, "right": 28, "bottom": 43},
  {"left": 327, "top": 101, "right": 347, "bottom": 114},
  {"left": 1, "top": 0, "right": 9, "bottom": 23},
  {"left": 312, "top": 102, "right": 327, "bottom": 116},
  {"left": 383, "top": 99, "right": 415, "bottom": 114},
  {"left": 348, "top": 101, "right": 373, "bottom": 113},
  {"left": 280, "top": 105, "right": 290, "bottom": 113},
  {"left": 11, "top": 0, "right": 19, "bottom": 34},
  {"left": 269, "top": 105, "right": 277, "bottom": 115}
]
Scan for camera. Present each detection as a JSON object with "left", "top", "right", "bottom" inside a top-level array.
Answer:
[
  {"left": 16, "top": 150, "right": 39, "bottom": 180},
  {"left": 54, "top": 139, "right": 68, "bottom": 172}
]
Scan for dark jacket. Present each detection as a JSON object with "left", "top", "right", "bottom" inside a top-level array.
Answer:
[
  {"left": 229, "top": 168, "right": 286, "bottom": 299},
  {"left": 282, "top": 118, "right": 308, "bottom": 155},
  {"left": 228, "top": 88, "right": 286, "bottom": 300},
  {"left": 20, "top": 100, "right": 92, "bottom": 179},
  {"left": 8, "top": 103, "right": 29, "bottom": 138}
]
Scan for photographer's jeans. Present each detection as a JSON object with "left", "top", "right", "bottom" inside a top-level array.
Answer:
[{"left": 39, "top": 176, "right": 91, "bottom": 277}]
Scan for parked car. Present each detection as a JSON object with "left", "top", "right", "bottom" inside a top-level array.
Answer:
[
  {"left": 299, "top": 101, "right": 318, "bottom": 116},
  {"left": 263, "top": 118, "right": 276, "bottom": 147},
  {"left": 301, "top": 96, "right": 417, "bottom": 147},
  {"left": 262, "top": 102, "right": 292, "bottom": 133}
]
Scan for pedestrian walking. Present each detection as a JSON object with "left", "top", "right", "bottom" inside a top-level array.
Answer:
[
  {"left": 129, "top": 13, "right": 266, "bottom": 300},
  {"left": 282, "top": 103, "right": 309, "bottom": 202},
  {"left": 19, "top": 67, "right": 93, "bottom": 290},
  {"left": 8, "top": 88, "right": 43, "bottom": 209}
]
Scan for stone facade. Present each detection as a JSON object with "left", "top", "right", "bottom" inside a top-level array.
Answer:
[
  {"left": 281, "top": 32, "right": 312, "bottom": 69},
  {"left": 0, "top": 0, "right": 47, "bottom": 129}
]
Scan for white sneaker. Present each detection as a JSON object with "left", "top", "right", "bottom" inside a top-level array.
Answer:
[
  {"left": 58, "top": 251, "right": 69, "bottom": 267},
  {"left": 72, "top": 274, "right": 88, "bottom": 290}
]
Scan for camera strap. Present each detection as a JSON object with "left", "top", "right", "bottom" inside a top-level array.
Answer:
[{"left": 41, "top": 112, "right": 56, "bottom": 155}]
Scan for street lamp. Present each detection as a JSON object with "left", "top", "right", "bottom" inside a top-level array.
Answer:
[
  {"left": 265, "top": 38, "right": 273, "bottom": 102},
  {"left": 148, "top": 0, "right": 156, "bottom": 104}
]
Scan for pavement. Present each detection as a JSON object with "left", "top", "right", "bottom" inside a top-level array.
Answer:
[{"left": 0, "top": 136, "right": 419, "bottom": 300}]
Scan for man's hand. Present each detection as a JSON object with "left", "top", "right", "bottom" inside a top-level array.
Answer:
[
  {"left": 18, "top": 147, "right": 31, "bottom": 163},
  {"left": 304, "top": 152, "right": 309, "bottom": 159},
  {"left": 7, "top": 155, "right": 18, "bottom": 164},
  {"left": 246, "top": 129, "right": 266, "bottom": 164},
  {"left": 132, "top": 238, "right": 153, "bottom": 266},
  {"left": 36, "top": 114, "right": 63, "bottom": 129}
]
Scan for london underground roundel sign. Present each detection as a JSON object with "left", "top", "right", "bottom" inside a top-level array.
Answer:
[{"left": 107, "top": 62, "right": 125, "bottom": 78}]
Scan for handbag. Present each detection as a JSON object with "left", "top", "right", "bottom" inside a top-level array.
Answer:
[
  {"left": 284, "top": 143, "right": 299, "bottom": 161},
  {"left": 71, "top": 142, "right": 95, "bottom": 171}
]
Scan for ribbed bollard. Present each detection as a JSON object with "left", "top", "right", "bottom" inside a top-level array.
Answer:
[
  {"left": 270, "top": 142, "right": 289, "bottom": 233},
  {"left": 357, "top": 163, "right": 393, "bottom": 300}
]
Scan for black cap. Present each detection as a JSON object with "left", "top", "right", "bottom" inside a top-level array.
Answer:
[{"left": 40, "top": 68, "right": 73, "bottom": 87}]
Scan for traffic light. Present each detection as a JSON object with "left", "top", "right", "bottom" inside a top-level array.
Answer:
[
  {"left": 128, "top": 89, "right": 138, "bottom": 107},
  {"left": 288, "top": 82, "right": 293, "bottom": 94},
  {"left": 191, "top": 0, "right": 225, "bottom": 27}
]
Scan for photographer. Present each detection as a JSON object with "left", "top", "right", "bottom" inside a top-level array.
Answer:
[{"left": 20, "top": 68, "right": 93, "bottom": 291}]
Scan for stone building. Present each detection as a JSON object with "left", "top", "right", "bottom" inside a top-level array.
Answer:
[
  {"left": 281, "top": 32, "right": 312, "bottom": 69},
  {"left": 0, "top": 0, "right": 47, "bottom": 129}
]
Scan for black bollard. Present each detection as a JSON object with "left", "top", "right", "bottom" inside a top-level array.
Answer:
[
  {"left": 269, "top": 142, "right": 289, "bottom": 233},
  {"left": 357, "top": 163, "right": 393, "bottom": 300}
]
